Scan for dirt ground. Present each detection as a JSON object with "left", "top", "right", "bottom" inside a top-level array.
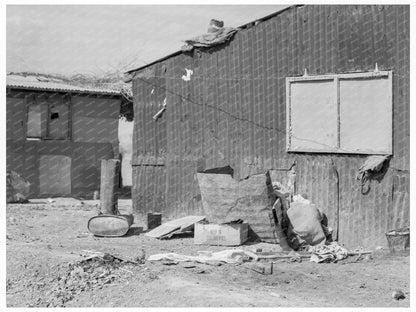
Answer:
[{"left": 6, "top": 198, "right": 410, "bottom": 308}]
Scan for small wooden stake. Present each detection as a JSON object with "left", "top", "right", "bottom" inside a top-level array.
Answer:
[{"left": 100, "top": 159, "right": 120, "bottom": 215}]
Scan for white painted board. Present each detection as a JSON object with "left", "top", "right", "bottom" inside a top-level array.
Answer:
[
  {"left": 289, "top": 80, "right": 338, "bottom": 152},
  {"left": 339, "top": 77, "right": 392, "bottom": 154}
]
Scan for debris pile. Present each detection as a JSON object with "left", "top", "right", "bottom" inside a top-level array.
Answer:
[
  {"left": 392, "top": 290, "right": 406, "bottom": 300},
  {"left": 145, "top": 167, "right": 374, "bottom": 264},
  {"left": 44, "top": 253, "right": 138, "bottom": 307},
  {"left": 6, "top": 170, "right": 30, "bottom": 203},
  {"left": 270, "top": 178, "right": 335, "bottom": 253}
]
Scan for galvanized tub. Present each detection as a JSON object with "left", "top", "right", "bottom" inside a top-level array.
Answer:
[{"left": 88, "top": 214, "right": 134, "bottom": 237}]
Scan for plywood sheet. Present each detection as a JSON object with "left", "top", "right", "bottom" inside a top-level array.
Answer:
[
  {"left": 145, "top": 215, "right": 206, "bottom": 238},
  {"left": 339, "top": 77, "right": 392, "bottom": 154},
  {"left": 26, "top": 104, "right": 42, "bottom": 138},
  {"left": 289, "top": 80, "right": 337, "bottom": 152}
]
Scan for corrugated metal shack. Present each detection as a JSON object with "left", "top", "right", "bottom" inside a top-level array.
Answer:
[
  {"left": 6, "top": 74, "right": 124, "bottom": 198},
  {"left": 128, "top": 5, "right": 409, "bottom": 248}
]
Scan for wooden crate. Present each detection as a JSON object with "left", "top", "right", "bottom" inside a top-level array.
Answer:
[{"left": 194, "top": 222, "right": 248, "bottom": 246}]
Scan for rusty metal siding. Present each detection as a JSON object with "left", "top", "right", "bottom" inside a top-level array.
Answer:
[
  {"left": 131, "top": 62, "right": 168, "bottom": 214},
  {"left": 132, "top": 62, "right": 168, "bottom": 164},
  {"left": 335, "top": 157, "right": 390, "bottom": 248},
  {"left": 294, "top": 154, "right": 410, "bottom": 248},
  {"left": 132, "top": 165, "right": 166, "bottom": 217},
  {"left": 131, "top": 5, "right": 409, "bottom": 248}
]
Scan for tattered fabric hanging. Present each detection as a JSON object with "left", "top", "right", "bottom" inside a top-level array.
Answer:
[
  {"left": 181, "top": 19, "right": 239, "bottom": 52},
  {"left": 356, "top": 155, "right": 390, "bottom": 193}
]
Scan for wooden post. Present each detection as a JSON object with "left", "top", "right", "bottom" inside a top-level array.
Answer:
[{"left": 100, "top": 159, "right": 120, "bottom": 215}]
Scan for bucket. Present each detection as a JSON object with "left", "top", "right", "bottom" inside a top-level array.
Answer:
[{"left": 385, "top": 228, "right": 410, "bottom": 254}]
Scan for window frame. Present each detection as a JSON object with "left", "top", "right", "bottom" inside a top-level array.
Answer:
[
  {"left": 25, "top": 92, "right": 72, "bottom": 141},
  {"left": 286, "top": 70, "right": 393, "bottom": 155}
]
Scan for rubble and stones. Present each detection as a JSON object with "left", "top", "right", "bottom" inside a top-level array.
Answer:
[{"left": 35, "top": 254, "right": 141, "bottom": 307}]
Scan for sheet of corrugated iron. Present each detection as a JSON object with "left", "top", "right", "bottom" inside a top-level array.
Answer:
[
  {"left": 296, "top": 156, "right": 410, "bottom": 248},
  {"left": 333, "top": 157, "right": 410, "bottom": 249},
  {"left": 132, "top": 165, "right": 166, "bottom": 216},
  {"left": 293, "top": 155, "right": 410, "bottom": 248}
]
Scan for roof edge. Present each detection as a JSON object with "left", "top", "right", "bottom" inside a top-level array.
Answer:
[
  {"left": 125, "top": 4, "right": 301, "bottom": 75},
  {"left": 6, "top": 85, "right": 122, "bottom": 97},
  {"left": 126, "top": 49, "right": 183, "bottom": 74}
]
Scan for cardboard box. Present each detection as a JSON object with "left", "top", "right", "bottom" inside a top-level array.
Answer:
[{"left": 194, "top": 222, "right": 249, "bottom": 246}]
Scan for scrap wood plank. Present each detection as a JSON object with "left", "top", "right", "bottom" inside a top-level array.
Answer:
[
  {"left": 257, "top": 254, "right": 311, "bottom": 259},
  {"left": 145, "top": 215, "right": 206, "bottom": 239},
  {"left": 254, "top": 251, "right": 311, "bottom": 260},
  {"left": 80, "top": 250, "right": 138, "bottom": 264},
  {"left": 347, "top": 251, "right": 372, "bottom": 256}
]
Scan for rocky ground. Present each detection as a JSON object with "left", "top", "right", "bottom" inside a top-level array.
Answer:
[{"left": 6, "top": 198, "right": 410, "bottom": 308}]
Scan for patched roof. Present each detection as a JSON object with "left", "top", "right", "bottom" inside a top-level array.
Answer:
[
  {"left": 125, "top": 5, "right": 296, "bottom": 74},
  {"left": 6, "top": 74, "right": 121, "bottom": 96}
]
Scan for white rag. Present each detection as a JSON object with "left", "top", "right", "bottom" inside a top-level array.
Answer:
[
  {"left": 309, "top": 242, "right": 348, "bottom": 263},
  {"left": 148, "top": 249, "right": 250, "bottom": 264}
]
